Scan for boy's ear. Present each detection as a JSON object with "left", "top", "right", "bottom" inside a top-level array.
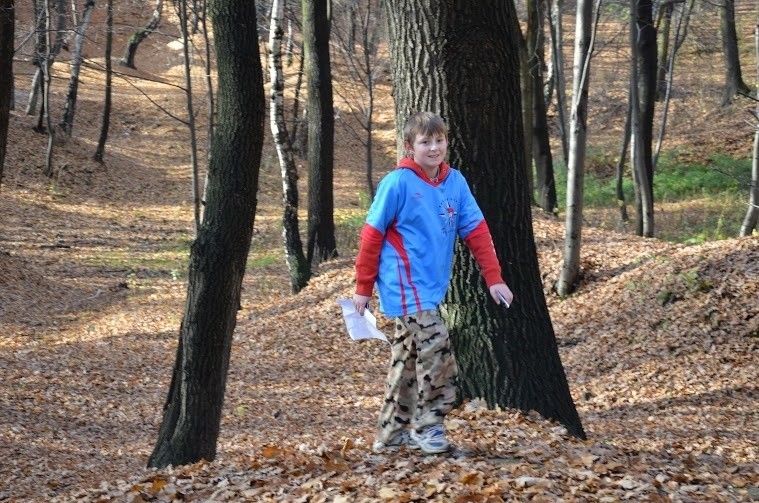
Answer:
[{"left": 403, "top": 140, "right": 412, "bottom": 153}]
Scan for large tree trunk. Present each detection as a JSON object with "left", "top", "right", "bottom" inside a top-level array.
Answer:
[
  {"left": 302, "top": 0, "right": 338, "bottom": 265},
  {"left": 720, "top": 0, "right": 749, "bottom": 105},
  {"left": 385, "top": 0, "right": 585, "bottom": 439},
  {"left": 631, "top": 0, "right": 656, "bottom": 237},
  {"left": 269, "top": 0, "right": 310, "bottom": 293},
  {"left": 120, "top": 0, "right": 163, "bottom": 69},
  {"left": 527, "top": 0, "right": 557, "bottom": 214},
  {"left": 556, "top": 0, "right": 598, "bottom": 296},
  {"left": 148, "top": 0, "right": 265, "bottom": 469},
  {"left": 0, "top": 0, "right": 13, "bottom": 191}
]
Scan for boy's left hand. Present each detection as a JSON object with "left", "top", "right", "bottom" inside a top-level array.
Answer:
[
  {"left": 352, "top": 294, "right": 371, "bottom": 316},
  {"left": 489, "top": 283, "right": 513, "bottom": 308}
]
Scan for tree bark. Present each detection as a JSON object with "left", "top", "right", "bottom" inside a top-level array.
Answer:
[
  {"left": 653, "top": 0, "right": 691, "bottom": 169},
  {"left": 616, "top": 92, "right": 631, "bottom": 224},
  {"left": 556, "top": 0, "right": 599, "bottom": 296},
  {"left": 148, "top": 0, "right": 265, "bottom": 469},
  {"left": 200, "top": 0, "right": 213, "bottom": 211},
  {"left": 200, "top": 0, "right": 213, "bottom": 164},
  {"left": 26, "top": 0, "right": 65, "bottom": 118},
  {"left": 177, "top": 0, "right": 201, "bottom": 236},
  {"left": 631, "top": 0, "right": 656, "bottom": 237},
  {"left": 119, "top": 0, "right": 163, "bottom": 69},
  {"left": 0, "top": 0, "right": 13, "bottom": 191},
  {"left": 59, "top": 0, "right": 95, "bottom": 137},
  {"left": 51, "top": 0, "right": 66, "bottom": 55},
  {"left": 94, "top": 0, "right": 113, "bottom": 163},
  {"left": 302, "top": 0, "right": 338, "bottom": 264},
  {"left": 289, "top": 53, "right": 305, "bottom": 153},
  {"left": 41, "top": 0, "right": 54, "bottom": 177},
  {"left": 331, "top": 0, "right": 383, "bottom": 200},
  {"left": 269, "top": 0, "right": 310, "bottom": 292},
  {"left": 385, "top": 0, "right": 585, "bottom": 439},
  {"left": 518, "top": 31, "right": 535, "bottom": 201},
  {"left": 720, "top": 0, "right": 749, "bottom": 105},
  {"left": 741, "top": 24, "right": 759, "bottom": 237},
  {"left": 655, "top": 1, "right": 674, "bottom": 101},
  {"left": 26, "top": 0, "right": 45, "bottom": 121},
  {"left": 527, "top": 0, "right": 557, "bottom": 214},
  {"left": 742, "top": 115, "right": 759, "bottom": 236},
  {"left": 547, "top": 0, "right": 569, "bottom": 165}
]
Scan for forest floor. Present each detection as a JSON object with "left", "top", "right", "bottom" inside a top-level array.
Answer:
[{"left": 2, "top": 3, "right": 759, "bottom": 503}]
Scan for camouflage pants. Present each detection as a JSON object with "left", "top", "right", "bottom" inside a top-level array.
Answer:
[{"left": 375, "top": 309, "right": 458, "bottom": 444}]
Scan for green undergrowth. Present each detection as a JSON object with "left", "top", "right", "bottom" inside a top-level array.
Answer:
[{"left": 551, "top": 152, "right": 751, "bottom": 244}]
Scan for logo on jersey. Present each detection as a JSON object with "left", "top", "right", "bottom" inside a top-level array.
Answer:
[{"left": 438, "top": 199, "right": 458, "bottom": 233}]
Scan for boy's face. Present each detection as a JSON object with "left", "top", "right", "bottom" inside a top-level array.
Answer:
[{"left": 405, "top": 132, "right": 448, "bottom": 175}]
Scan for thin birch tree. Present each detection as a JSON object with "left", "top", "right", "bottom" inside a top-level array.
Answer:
[
  {"left": 269, "top": 0, "right": 310, "bottom": 292},
  {"left": 556, "top": 0, "right": 600, "bottom": 296},
  {"left": 26, "top": 0, "right": 45, "bottom": 124},
  {"left": 26, "top": 0, "right": 65, "bottom": 121},
  {"left": 59, "top": 0, "right": 95, "bottom": 136},
  {"left": 740, "top": 24, "right": 759, "bottom": 237}
]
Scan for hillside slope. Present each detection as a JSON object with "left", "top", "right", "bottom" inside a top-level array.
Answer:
[
  {"left": 1, "top": 2, "right": 758, "bottom": 501},
  {"left": 2, "top": 162, "right": 757, "bottom": 500}
]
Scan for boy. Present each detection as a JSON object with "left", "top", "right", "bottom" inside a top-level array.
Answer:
[{"left": 353, "top": 111, "right": 513, "bottom": 454}]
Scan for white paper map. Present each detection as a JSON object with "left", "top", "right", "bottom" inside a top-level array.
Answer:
[{"left": 337, "top": 298, "right": 389, "bottom": 344}]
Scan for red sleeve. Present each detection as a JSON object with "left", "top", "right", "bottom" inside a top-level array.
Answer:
[
  {"left": 355, "top": 224, "right": 384, "bottom": 296},
  {"left": 463, "top": 220, "right": 504, "bottom": 288}
]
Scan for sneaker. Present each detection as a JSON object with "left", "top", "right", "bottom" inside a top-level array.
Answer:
[
  {"left": 410, "top": 424, "right": 451, "bottom": 454},
  {"left": 372, "top": 430, "right": 420, "bottom": 453}
]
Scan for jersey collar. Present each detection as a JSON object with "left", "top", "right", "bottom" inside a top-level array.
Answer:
[{"left": 397, "top": 158, "right": 450, "bottom": 186}]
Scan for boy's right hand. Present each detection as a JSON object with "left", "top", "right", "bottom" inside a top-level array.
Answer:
[
  {"left": 489, "top": 283, "right": 513, "bottom": 308},
  {"left": 352, "top": 294, "right": 371, "bottom": 316}
]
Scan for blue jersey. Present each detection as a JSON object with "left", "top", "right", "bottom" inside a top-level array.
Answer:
[{"left": 361, "top": 161, "right": 485, "bottom": 317}]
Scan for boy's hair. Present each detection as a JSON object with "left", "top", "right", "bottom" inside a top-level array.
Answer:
[{"left": 403, "top": 112, "right": 448, "bottom": 144}]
